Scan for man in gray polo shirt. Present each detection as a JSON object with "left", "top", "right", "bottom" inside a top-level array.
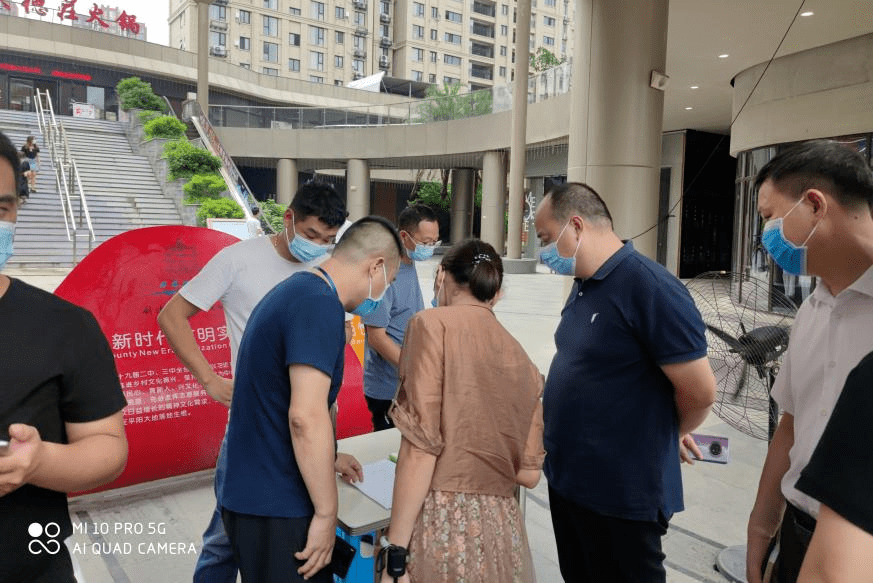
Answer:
[{"left": 362, "top": 204, "right": 439, "bottom": 431}]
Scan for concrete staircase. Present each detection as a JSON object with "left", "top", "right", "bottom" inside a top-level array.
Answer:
[{"left": 1, "top": 110, "right": 183, "bottom": 267}]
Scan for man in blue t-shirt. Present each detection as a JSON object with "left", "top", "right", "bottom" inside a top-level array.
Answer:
[
  {"left": 534, "top": 183, "right": 717, "bottom": 583},
  {"left": 217, "top": 217, "right": 403, "bottom": 583},
  {"left": 362, "top": 204, "right": 439, "bottom": 431}
]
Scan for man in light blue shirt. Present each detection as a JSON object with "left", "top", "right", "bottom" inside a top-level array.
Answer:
[{"left": 362, "top": 204, "right": 439, "bottom": 431}]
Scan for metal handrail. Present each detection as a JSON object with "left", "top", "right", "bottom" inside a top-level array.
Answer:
[{"left": 34, "top": 89, "right": 96, "bottom": 262}]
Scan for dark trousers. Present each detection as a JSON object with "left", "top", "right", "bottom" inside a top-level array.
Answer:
[
  {"left": 548, "top": 486, "right": 668, "bottom": 583},
  {"left": 365, "top": 396, "right": 395, "bottom": 432},
  {"left": 770, "top": 503, "right": 816, "bottom": 583},
  {"left": 221, "top": 510, "right": 332, "bottom": 583}
]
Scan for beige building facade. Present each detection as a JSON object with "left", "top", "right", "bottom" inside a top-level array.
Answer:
[{"left": 169, "top": 0, "right": 573, "bottom": 90}]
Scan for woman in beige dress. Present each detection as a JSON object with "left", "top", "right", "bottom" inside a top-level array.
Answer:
[{"left": 379, "top": 239, "right": 544, "bottom": 583}]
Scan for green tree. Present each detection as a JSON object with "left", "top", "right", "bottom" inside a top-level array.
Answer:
[
  {"left": 183, "top": 174, "right": 228, "bottom": 203},
  {"left": 260, "top": 199, "right": 287, "bottom": 232},
  {"left": 408, "top": 180, "right": 482, "bottom": 210},
  {"left": 115, "top": 77, "right": 168, "bottom": 112},
  {"left": 196, "top": 198, "right": 245, "bottom": 226},
  {"left": 529, "top": 47, "right": 565, "bottom": 72},
  {"left": 162, "top": 140, "right": 222, "bottom": 181},
  {"left": 415, "top": 83, "right": 493, "bottom": 122},
  {"left": 144, "top": 115, "right": 187, "bottom": 140}
]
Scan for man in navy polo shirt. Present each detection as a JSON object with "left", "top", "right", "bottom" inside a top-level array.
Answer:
[
  {"left": 535, "top": 182, "right": 717, "bottom": 583},
  {"left": 217, "top": 217, "right": 402, "bottom": 583}
]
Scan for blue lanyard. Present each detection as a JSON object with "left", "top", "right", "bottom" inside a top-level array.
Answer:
[{"left": 314, "top": 266, "right": 337, "bottom": 295}]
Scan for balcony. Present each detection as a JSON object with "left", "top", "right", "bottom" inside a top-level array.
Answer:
[
  {"left": 355, "top": 26, "right": 369, "bottom": 36},
  {"left": 380, "top": 36, "right": 392, "bottom": 48},
  {"left": 353, "top": 0, "right": 367, "bottom": 10},
  {"left": 379, "top": 56, "right": 390, "bottom": 69},
  {"left": 353, "top": 49, "right": 367, "bottom": 58},
  {"left": 210, "top": 45, "right": 228, "bottom": 57},
  {"left": 470, "top": 63, "right": 493, "bottom": 80},
  {"left": 470, "top": 41, "right": 494, "bottom": 59},
  {"left": 209, "top": 19, "right": 228, "bottom": 30},
  {"left": 470, "top": 20, "right": 494, "bottom": 38},
  {"left": 380, "top": 13, "right": 391, "bottom": 23},
  {"left": 472, "top": 1, "right": 496, "bottom": 18}
]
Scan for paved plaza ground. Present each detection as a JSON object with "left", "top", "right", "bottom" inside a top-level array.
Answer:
[{"left": 7, "top": 259, "right": 765, "bottom": 583}]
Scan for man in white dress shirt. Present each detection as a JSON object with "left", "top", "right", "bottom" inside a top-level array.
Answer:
[{"left": 746, "top": 140, "right": 873, "bottom": 583}]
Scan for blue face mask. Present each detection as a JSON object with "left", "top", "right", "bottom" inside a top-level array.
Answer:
[
  {"left": 0, "top": 221, "right": 14, "bottom": 271},
  {"left": 431, "top": 279, "right": 443, "bottom": 308},
  {"left": 287, "top": 214, "right": 330, "bottom": 263},
  {"left": 352, "top": 264, "right": 389, "bottom": 317},
  {"left": 403, "top": 231, "right": 438, "bottom": 262},
  {"left": 539, "top": 221, "right": 580, "bottom": 276},
  {"left": 761, "top": 198, "right": 820, "bottom": 276}
]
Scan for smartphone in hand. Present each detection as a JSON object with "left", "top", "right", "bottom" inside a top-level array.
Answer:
[{"left": 689, "top": 433, "right": 730, "bottom": 464}]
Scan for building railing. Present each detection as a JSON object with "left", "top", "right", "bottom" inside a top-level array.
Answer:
[
  {"left": 34, "top": 89, "right": 96, "bottom": 264},
  {"left": 207, "top": 61, "right": 572, "bottom": 130}
]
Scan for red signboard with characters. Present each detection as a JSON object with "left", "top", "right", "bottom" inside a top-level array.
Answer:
[{"left": 54, "top": 226, "right": 370, "bottom": 493}]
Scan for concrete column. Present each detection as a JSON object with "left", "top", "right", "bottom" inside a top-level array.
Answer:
[
  {"left": 524, "top": 178, "right": 544, "bottom": 259},
  {"left": 195, "top": 0, "right": 210, "bottom": 115},
  {"left": 566, "top": 0, "right": 668, "bottom": 259},
  {"left": 346, "top": 159, "right": 370, "bottom": 220},
  {"left": 277, "top": 159, "right": 297, "bottom": 206},
  {"left": 480, "top": 151, "right": 507, "bottom": 253},
  {"left": 450, "top": 169, "right": 475, "bottom": 243},
  {"left": 506, "top": 0, "right": 532, "bottom": 259}
]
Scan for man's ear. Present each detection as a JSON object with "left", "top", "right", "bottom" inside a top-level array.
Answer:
[
  {"left": 805, "top": 189, "right": 828, "bottom": 218},
  {"left": 570, "top": 215, "right": 585, "bottom": 234}
]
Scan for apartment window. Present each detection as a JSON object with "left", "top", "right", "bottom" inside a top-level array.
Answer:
[
  {"left": 544, "top": 15, "right": 555, "bottom": 26},
  {"left": 239, "top": 36, "right": 250, "bottom": 50},
  {"left": 335, "top": 79, "right": 343, "bottom": 86},
  {"left": 289, "top": 33, "right": 301, "bottom": 46},
  {"left": 263, "top": 15, "right": 279, "bottom": 37},
  {"left": 210, "top": 31, "right": 227, "bottom": 47},
  {"left": 239, "top": 9, "right": 251, "bottom": 23},
  {"left": 263, "top": 67, "right": 279, "bottom": 75},
  {"left": 544, "top": 0, "right": 556, "bottom": 6},
  {"left": 381, "top": 1, "right": 390, "bottom": 15},
  {"left": 445, "top": 10, "right": 462, "bottom": 23},
  {"left": 309, "top": 75, "right": 324, "bottom": 83},
  {"left": 444, "top": 54, "right": 461, "bottom": 65},
  {"left": 335, "top": 55, "right": 344, "bottom": 67},
  {"left": 263, "top": 0, "right": 277, "bottom": 9},
  {"left": 263, "top": 41, "right": 279, "bottom": 62},
  {"left": 413, "top": 2, "right": 425, "bottom": 17},
  {"left": 412, "top": 70, "right": 423, "bottom": 82},
  {"left": 310, "top": 25, "right": 325, "bottom": 45},
  {"left": 310, "top": 1, "right": 325, "bottom": 20},
  {"left": 335, "top": 6, "right": 345, "bottom": 19},
  {"left": 352, "top": 59, "right": 364, "bottom": 73},
  {"left": 335, "top": 31, "right": 344, "bottom": 44},
  {"left": 529, "top": 34, "right": 535, "bottom": 49},
  {"left": 543, "top": 35, "right": 555, "bottom": 46},
  {"left": 499, "top": 66, "right": 506, "bottom": 77},
  {"left": 209, "top": 5, "right": 226, "bottom": 20},
  {"left": 499, "top": 45, "right": 506, "bottom": 56},
  {"left": 500, "top": 25, "right": 508, "bottom": 36},
  {"left": 380, "top": 24, "right": 389, "bottom": 37},
  {"left": 353, "top": 35, "right": 364, "bottom": 50},
  {"left": 443, "top": 76, "right": 459, "bottom": 85},
  {"left": 429, "top": 50, "right": 437, "bottom": 63},
  {"left": 428, "top": 73, "right": 436, "bottom": 83},
  {"left": 354, "top": 11, "right": 366, "bottom": 25},
  {"left": 531, "top": 12, "right": 536, "bottom": 27},
  {"left": 412, "top": 25, "right": 424, "bottom": 39},
  {"left": 289, "top": 7, "right": 301, "bottom": 15},
  {"left": 501, "top": 4, "right": 508, "bottom": 15},
  {"left": 444, "top": 32, "right": 461, "bottom": 44},
  {"left": 412, "top": 48, "right": 424, "bottom": 62},
  {"left": 381, "top": 47, "right": 390, "bottom": 58},
  {"left": 561, "top": 40, "right": 567, "bottom": 54},
  {"left": 431, "top": 6, "right": 438, "bottom": 18},
  {"left": 430, "top": 28, "right": 437, "bottom": 41},
  {"left": 289, "top": 58, "right": 300, "bottom": 71},
  {"left": 310, "top": 50, "right": 324, "bottom": 71}
]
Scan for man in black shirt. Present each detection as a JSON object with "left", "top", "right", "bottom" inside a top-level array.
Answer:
[
  {"left": 0, "top": 130, "right": 129, "bottom": 583},
  {"left": 795, "top": 351, "right": 873, "bottom": 583}
]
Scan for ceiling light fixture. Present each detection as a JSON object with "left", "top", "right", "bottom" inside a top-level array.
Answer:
[
  {"left": 718, "top": 54, "right": 729, "bottom": 59},
  {"left": 685, "top": 107, "right": 693, "bottom": 110},
  {"left": 690, "top": 85, "right": 699, "bottom": 89},
  {"left": 800, "top": 11, "right": 814, "bottom": 16}
]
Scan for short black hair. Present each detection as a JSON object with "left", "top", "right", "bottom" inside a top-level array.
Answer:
[
  {"left": 440, "top": 239, "right": 503, "bottom": 302},
  {"left": 398, "top": 203, "right": 438, "bottom": 233},
  {"left": 0, "top": 131, "right": 21, "bottom": 195},
  {"left": 546, "top": 182, "right": 613, "bottom": 226},
  {"left": 334, "top": 215, "right": 403, "bottom": 260},
  {"left": 290, "top": 181, "right": 348, "bottom": 228},
  {"left": 754, "top": 140, "right": 873, "bottom": 210}
]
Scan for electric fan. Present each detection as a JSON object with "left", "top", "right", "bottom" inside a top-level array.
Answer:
[{"left": 685, "top": 271, "right": 798, "bottom": 583}]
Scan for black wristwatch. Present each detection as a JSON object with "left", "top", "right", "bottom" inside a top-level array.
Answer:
[{"left": 377, "top": 536, "right": 409, "bottom": 579}]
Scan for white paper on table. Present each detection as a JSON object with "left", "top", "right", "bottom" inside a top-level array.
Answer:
[{"left": 351, "top": 459, "right": 396, "bottom": 509}]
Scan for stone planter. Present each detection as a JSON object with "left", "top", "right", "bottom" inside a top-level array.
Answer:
[{"left": 181, "top": 202, "right": 201, "bottom": 227}]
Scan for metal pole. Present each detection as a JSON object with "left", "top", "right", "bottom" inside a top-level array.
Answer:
[
  {"left": 195, "top": 0, "right": 210, "bottom": 115},
  {"left": 506, "top": 0, "right": 532, "bottom": 259}
]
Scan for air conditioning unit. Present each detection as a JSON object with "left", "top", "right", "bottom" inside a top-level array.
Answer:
[
  {"left": 379, "top": 56, "right": 389, "bottom": 68},
  {"left": 353, "top": 0, "right": 367, "bottom": 9},
  {"left": 380, "top": 13, "right": 390, "bottom": 23},
  {"left": 380, "top": 36, "right": 392, "bottom": 48},
  {"left": 233, "top": 39, "right": 240, "bottom": 47},
  {"left": 353, "top": 73, "right": 364, "bottom": 80},
  {"left": 210, "top": 45, "right": 227, "bottom": 57},
  {"left": 209, "top": 19, "right": 228, "bottom": 30},
  {"left": 353, "top": 49, "right": 367, "bottom": 58}
]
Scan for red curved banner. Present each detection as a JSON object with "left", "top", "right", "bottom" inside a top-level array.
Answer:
[{"left": 54, "top": 226, "right": 369, "bottom": 493}]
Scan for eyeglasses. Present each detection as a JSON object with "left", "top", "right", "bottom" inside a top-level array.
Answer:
[{"left": 404, "top": 231, "right": 441, "bottom": 248}]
